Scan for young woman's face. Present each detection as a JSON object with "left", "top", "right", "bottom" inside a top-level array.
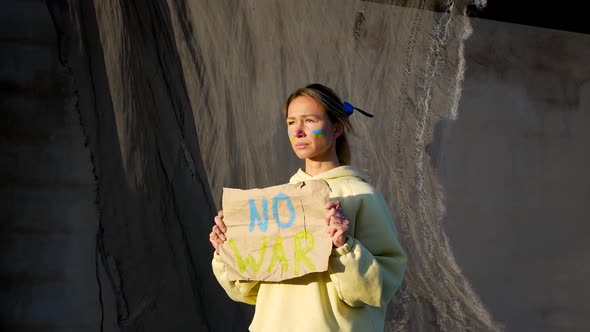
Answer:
[{"left": 286, "top": 96, "right": 341, "bottom": 162}]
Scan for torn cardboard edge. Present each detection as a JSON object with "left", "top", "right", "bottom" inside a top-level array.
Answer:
[{"left": 219, "top": 180, "right": 332, "bottom": 281}]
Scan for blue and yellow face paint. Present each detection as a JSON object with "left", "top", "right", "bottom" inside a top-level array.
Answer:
[
  {"left": 311, "top": 129, "right": 324, "bottom": 139},
  {"left": 288, "top": 133, "right": 294, "bottom": 141}
]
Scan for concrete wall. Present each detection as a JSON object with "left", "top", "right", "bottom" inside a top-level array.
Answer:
[
  {"left": 2, "top": 0, "right": 250, "bottom": 331},
  {"left": 0, "top": 1, "right": 117, "bottom": 330},
  {"left": 446, "top": 19, "right": 590, "bottom": 332}
]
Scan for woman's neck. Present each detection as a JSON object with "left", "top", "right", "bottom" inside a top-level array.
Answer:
[{"left": 304, "top": 159, "right": 341, "bottom": 177}]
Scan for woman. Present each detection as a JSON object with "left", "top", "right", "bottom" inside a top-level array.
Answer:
[{"left": 209, "top": 83, "right": 407, "bottom": 331}]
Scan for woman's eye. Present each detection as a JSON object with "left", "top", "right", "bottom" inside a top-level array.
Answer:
[
  {"left": 305, "top": 119, "right": 315, "bottom": 123},
  {"left": 287, "top": 121, "right": 295, "bottom": 126}
]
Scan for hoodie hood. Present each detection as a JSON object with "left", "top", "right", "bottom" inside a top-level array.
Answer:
[{"left": 289, "top": 166, "right": 369, "bottom": 184}]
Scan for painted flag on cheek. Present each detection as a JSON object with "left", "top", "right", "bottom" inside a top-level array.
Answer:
[{"left": 311, "top": 129, "right": 324, "bottom": 139}]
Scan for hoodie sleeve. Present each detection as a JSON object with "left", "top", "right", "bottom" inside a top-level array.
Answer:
[
  {"left": 212, "top": 253, "right": 260, "bottom": 305},
  {"left": 327, "top": 185, "right": 407, "bottom": 308}
]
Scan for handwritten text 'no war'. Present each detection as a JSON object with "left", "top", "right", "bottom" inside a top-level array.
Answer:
[{"left": 226, "top": 193, "right": 316, "bottom": 276}]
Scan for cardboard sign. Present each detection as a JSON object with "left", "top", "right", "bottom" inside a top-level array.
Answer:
[{"left": 219, "top": 180, "right": 332, "bottom": 281}]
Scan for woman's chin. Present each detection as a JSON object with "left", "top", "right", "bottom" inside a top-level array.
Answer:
[{"left": 294, "top": 153, "right": 309, "bottom": 160}]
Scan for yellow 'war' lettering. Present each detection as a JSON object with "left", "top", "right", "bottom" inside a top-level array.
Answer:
[
  {"left": 228, "top": 236, "right": 267, "bottom": 274},
  {"left": 267, "top": 236, "right": 288, "bottom": 273},
  {"left": 294, "top": 230, "right": 315, "bottom": 275}
]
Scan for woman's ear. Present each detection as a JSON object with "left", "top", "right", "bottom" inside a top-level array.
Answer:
[{"left": 333, "top": 122, "right": 344, "bottom": 139}]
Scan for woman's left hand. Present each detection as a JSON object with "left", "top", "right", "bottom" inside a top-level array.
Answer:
[{"left": 325, "top": 200, "right": 350, "bottom": 248}]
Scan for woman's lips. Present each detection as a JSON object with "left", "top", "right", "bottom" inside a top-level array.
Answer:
[{"left": 295, "top": 142, "right": 308, "bottom": 149}]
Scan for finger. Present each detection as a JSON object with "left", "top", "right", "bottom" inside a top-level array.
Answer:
[
  {"left": 334, "top": 218, "right": 348, "bottom": 230},
  {"left": 213, "top": 237, "right": 225, "bottom": 250},
  {"left": 340, "top": 219, "right": 349, "bottom": 229},
  {"left": 325, "top": 210, "right": 333, "bottom": 219},
  {"left": 211, "top": 226, "right": 227, "bottom": 241},
  {"left": 214, "top": 215, "right": 227, "bottom": 233},
  {"left": 326, "top": 207, "right": 336, "bottom": 217},
  {"left": 331, "top": 231, "right": 341, "bottom": 247},
  {"left": 214, "top": 216, "right": 226, "bottom": 232},
  {"left": 332, "top": 230, "right": 347, "bottom": 247},
  {"left": 332, "top": 211, "right": 349, "bottom": 226},
  {"left": 330, "top": 219, "right": 349, "bottom": 234},
  {"left": 327, "top": 224, "right": 337, "bottom": 237},
  {"left": 325, "top": 200, "right": 340, "bottom": 210},
  {"left": 335, "top": 209, "right": 347, "bottom": 221},
  {"left": 217, "top": 230, "right": 227, "bottom": 242},
  {"left": 330, "top": 215, "right": 341, "bottom": 225},
  {"left": 215, "top": 232, "right": 226, "bottom": 242},
  {"left": 325, "top": 210, "right": 335, "bottom": 225},
  {"left": 212, "top": 233, "right": 220, "bottom": 242},
  {"left": 209, "top": 237, "right": 219, "bottom": 251}
]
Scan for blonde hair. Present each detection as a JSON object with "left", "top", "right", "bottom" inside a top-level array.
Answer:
[{"left": 284, "top": 84, "right": 354, "bottom": 165}]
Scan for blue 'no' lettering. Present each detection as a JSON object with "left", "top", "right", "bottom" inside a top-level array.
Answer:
[
  {"left": 272, "top": 193, "right": 295, "bottom": 229},
  {"left": 249, "top": 198, "right": 268, "bottom": 232},
  {"left": 249, "top": 193, "right": 295, "bottom": 232}
]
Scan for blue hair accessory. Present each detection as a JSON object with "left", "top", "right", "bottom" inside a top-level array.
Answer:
[{"left": 343, "top": 101, "right": 374, "bottom": 118}]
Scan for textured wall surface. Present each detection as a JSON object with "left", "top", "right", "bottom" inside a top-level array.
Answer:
[
  {"left": 3, "top": 0, "right": 249, "bottom": 331},
  {"left": 0, "top": 1, "right": 117, "bottom": 330},
  {"left": 2, "top": 0, "right": 588, "bottom": 331},
  {"left": 446, "top": 19, "right": 590, "bottom": 332}
]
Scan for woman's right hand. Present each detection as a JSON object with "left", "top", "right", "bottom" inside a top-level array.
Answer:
[{"left": 209, "top": 210, "right": 227, "bottom": 254}]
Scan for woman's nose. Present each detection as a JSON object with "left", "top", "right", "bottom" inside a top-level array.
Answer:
[
  {"left": 292, "top": 123, "right": 305, "bottom": 137},
  {"left": 294, "top": 126, "right": 305, "bottom": 137}
]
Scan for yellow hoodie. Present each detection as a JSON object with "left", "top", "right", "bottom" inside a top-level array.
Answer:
[{"left": 212, "top": 166, "right": 407, "bottom": 331}]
